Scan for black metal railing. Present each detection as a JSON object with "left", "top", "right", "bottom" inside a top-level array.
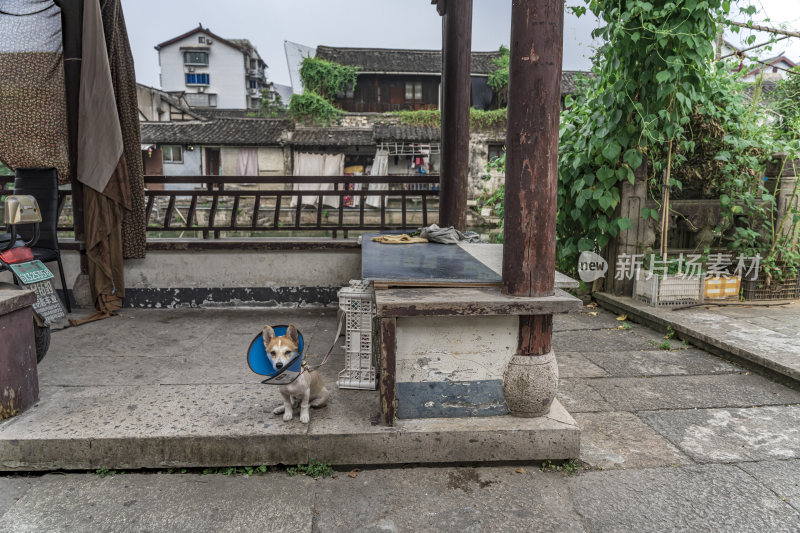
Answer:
[{"left": 2, "top": 175, "right": 440, "bottom": 239}]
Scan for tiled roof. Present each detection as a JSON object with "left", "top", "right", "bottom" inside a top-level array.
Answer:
[
  {"left": 374, "top": 124, "right": 441, "bottom": 142},
  {"left": 315, "top": 46, "right": 502, "bottom": 75},
  {"left": 561, "top": 71, "right": 593, "bottom": 95},
  {"left": 194, "top": 109, "right": 256, "bottom": 120},
  {"left": 140, "top": 118, "right": 288, "bottom": 145},
  {"left": 291, "top": 128, "right": 375, "bottom": 147}
]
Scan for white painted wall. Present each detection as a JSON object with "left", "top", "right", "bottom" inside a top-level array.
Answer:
[
  {"left": 395, "top": 315, "right": 517, "bottom": 383},
  {"left": 3, "top": 247, "right": 360, "bottom": 292},
  {"left": 159, "top": 37, "right": 248, "bottom": 109},
  {"left": 220, "top": 146, "right": 239, "bottom": 176},
  {"left": 257, "top": 147, "right": 284, "bottom": 176},
  {"left": 162, "top": 146, "right": 202, "bottom": 176}
]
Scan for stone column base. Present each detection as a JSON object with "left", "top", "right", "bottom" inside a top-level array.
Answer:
[{"left": 503, "top": 350, "right": 559, "bottom": 417}]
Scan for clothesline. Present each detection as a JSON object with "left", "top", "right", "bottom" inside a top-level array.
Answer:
[{"left": 378, "top": 142, "right": 441, "bottom": 156}]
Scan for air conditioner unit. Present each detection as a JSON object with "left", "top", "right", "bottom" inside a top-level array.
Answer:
[{"left": 187, "top": 67, "right": 195, "bottom": 72}]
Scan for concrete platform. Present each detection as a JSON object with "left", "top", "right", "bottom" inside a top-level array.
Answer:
[
  {"left": 595, "top": 293, "right": 800, "bottom": 386},
  {"left": 0, "top": 308, "right": 579, "bottom": 471}
]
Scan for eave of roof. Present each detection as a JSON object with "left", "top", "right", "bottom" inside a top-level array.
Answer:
[
  {"left": 140, "top": 118, "right": 289, "bottom": 146},
  {"left": 154, "top": 25, "right": 247, "bottom": 53},
  {"left": 315, "top": 45, "right": 501, "bottom": 76}
]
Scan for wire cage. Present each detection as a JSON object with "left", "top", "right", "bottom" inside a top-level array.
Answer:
[
  {"left": 741, "top": 276, "right": 800, "bottom": 301},
  {"left": 337, "top": 280, "right": 378, "bottom": 390},
  {"left": 633, "top": 268, "right": 703, "bottom": 306}
]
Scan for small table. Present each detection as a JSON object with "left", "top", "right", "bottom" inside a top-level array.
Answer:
[
  {"left": 362, "top": 237, "right": 579, "bottom": 290},
  {"left": 361, "top": 237, "right": 582, "bottom": 425}
]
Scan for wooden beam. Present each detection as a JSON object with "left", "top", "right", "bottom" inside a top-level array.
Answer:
[
  {"left": 727, "top": 20, "right": 800, "bottom": 39},
  {"left": 379, "top": 317, "right": 397, "bottom": 426},
  {"left": 502, "top": 0, "right": 564, "bottom": 355},
  {"left": 55, "top": 0, "right": 87, "bottom": 274},
  {"left": 438, "top": 0, "right": 472, "bottom": 231}
]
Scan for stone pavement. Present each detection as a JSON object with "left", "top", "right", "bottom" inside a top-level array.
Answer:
[
  {"left": 2, "top": 306, "right": 800, "bottom": 531},
  {"left": 596, "top": 293, "right": 800, "bottom": 384}
]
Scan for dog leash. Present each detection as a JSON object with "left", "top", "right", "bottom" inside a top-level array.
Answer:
[{"left": 305, "top": 309, "right": 346, "bottom": 371}]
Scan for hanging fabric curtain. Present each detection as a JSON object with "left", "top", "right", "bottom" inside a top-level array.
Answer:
[
  {"left": 0, "top": 0, "right": 70, "bottom": 181},
  {"left": 237, "top": 148, "right": 258, "bottom": 176},
  {"left": 0, "top": 0, "right": 145, "bottom": 324},
  {"left": 290, "top": 152, "right": 343, "bottom": 208},
  {"left": 99, "top": 0, "right": 146, "bottom": 261},
  {"left": 364, "top": 148, "right": 389, "bottom": 208},
  {"left": 70, "top": 0, "right": 144, "bottom": 325}
]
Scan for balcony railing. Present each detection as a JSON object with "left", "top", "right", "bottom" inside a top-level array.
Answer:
[{"left": 2, "top": 175, "right": 440, "bottom": 239}]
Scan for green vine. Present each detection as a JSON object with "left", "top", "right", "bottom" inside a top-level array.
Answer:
[
  {"left": 288, "top": 56, "right": 358, "bottom": 125},
  {"left": 289, "top": 91, "right": 343, "bottom": 126},
  {"left": 393, "top": 108, "right": 507, "bottom": 131},
  {"left": 482, "top": 1, "right": 800, "bottom": 282},
  {"left": 250, "top": 91, "right": 284, "bottom": 118},
  {"left": 555, "top": 0, "right": 730, "bottom": 272},
  {"left": 487, "top": 45, "right": 510, "bottom": 106},
  {"left": 298, "top": 57, "right": 358, "bottom": 101}
]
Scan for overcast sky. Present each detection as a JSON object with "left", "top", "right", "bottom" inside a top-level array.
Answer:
[{"left": 121, "top": 0, "right": 799, "bottom": 89}]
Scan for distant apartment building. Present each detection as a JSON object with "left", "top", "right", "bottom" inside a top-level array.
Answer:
[{"left": 155, "top": 25, "right": 267, "bottom": 110}]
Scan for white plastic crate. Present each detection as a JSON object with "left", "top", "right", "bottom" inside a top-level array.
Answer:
[
  {"left": 634, "top": 268, "right": 702, "bottom": 306},
  {"left": 337, "top": 280, "right": 378, "bottom": 390}
]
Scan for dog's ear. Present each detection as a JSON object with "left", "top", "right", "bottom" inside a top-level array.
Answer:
[
  {"left": 262, "top": 325, "right": 276, "bottom": 343},
  {"left": 286, "top": 324, "right": 300, "bottom": 345}
]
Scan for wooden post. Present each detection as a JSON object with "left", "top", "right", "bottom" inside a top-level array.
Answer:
[
  {"left": 56, "top": 0, "right": 87, "bottom": 274},
  {"left": 603, "top": 158, "right": 648, "bottom": 296},
  {"left": 501, "top": 0, "right": 564, "bottom": 417},
  {"left": 438, "top": 0, "right": 472, "bottom": 231}
]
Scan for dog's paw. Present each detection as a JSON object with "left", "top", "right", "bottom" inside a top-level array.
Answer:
[
  {"left": 272, "top": 405, "right": 285, "bottom": 415},
  {"left": 300, "top": 410, "right": 310, "bottom": 424},
  {"left": 283, "top": 411, "right": 293, "bottom": 422}
]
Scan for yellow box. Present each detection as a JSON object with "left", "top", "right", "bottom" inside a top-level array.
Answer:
[{"left": 704, "top": 276, "right": 741, "bottom": 300}]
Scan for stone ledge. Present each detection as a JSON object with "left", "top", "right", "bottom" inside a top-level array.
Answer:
[
  {"left": 58, "top": 238, "right": 361, "bottom": 252},
  {"left": 376, "top": 287, "right": 583, "bottom": 317},
  {"left": 0, "top": 399, "right": 578, "bottom": 471},
  {"left": 594, "top": 292, "right": 800, "bottom": 388}
]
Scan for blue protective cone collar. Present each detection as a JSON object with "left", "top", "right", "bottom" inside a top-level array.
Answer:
[{"left": 247, "top": 325, "right": 305, "bottom": 384}]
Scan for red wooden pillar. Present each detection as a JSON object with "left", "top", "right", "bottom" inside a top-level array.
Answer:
[
  {"left": 437, "top": 0, "right": 472, "bottom": 231},
  {"left": 501, "top": 0, "right": 564, "bottom": 416}
]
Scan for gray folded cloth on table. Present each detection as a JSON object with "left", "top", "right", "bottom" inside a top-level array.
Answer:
[{"left": 419, "top": 224, "right": 482, "bottom": 244}]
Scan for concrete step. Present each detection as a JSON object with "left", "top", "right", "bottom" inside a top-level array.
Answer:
[
  {"left": 0, "top": 308, "right": 578, "bottom": 471},
  {"left": 0, "top": 380, "right": 578, "bottom": 470},
  {"left": 595, "top": 292, "right": 800, "bottom": 387}
]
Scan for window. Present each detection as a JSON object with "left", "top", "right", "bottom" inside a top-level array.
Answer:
[
  {"left": 198, "top": 36, "right": 205, "bottom": 44},
  {"left": 185, "top": 73, "right": 210, "bottom": 85},
  {"left": 405, "top": 81, "right": 423, "bottom": 102},
  {"left": 487, "top": 143, "right": 505, "bottom": 162},
  {"left": 184, "top": 92, "right": 216, "bottom": 107},
  {"left": 249, "top": 79, "right": 260, "bottom": 89},
  {"left": 183, "top": 51, "right": 208, "bottom": 65},
  {"left": 162, "top": 145, "right": 183, "bottom": 163}
]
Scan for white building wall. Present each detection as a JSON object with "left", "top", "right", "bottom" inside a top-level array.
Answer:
[
  {"left": 159, "top": 38, "right": 248, "bottom": 109},
  {"left": 162, "top": 146, "right": 202, "bottom": 176}
]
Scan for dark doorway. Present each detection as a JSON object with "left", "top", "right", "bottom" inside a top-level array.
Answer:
[
  {"left": 142, "top": 148, "right": 164, "bottom": 190},
  {"left": 205, "top": 148, "right": 221, "bottom": 176}
]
